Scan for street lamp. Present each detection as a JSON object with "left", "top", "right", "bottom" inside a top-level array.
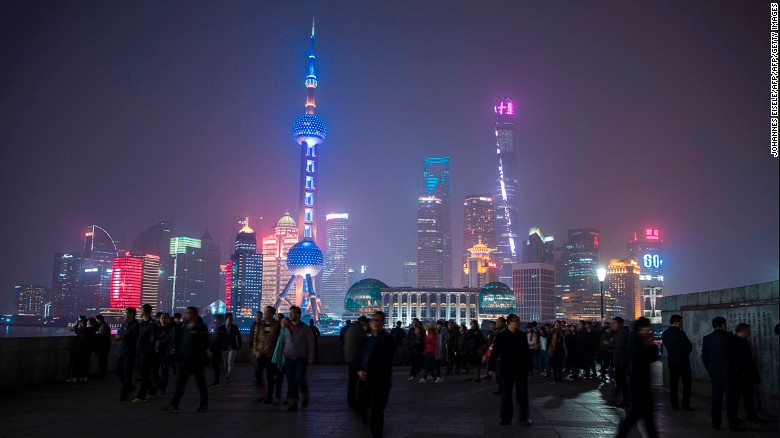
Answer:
[{"left": 597, "top": 267, "right": 607, "bottom": 324}]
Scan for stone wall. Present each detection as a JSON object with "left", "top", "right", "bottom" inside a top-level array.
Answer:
[
  {"left": 658, "top": 280, "right": 779, "bottom": 413},
  {"left": 0, "top": 333, "right": 343, "bottom": 390}
]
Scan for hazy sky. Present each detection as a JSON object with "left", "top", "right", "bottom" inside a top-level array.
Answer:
[{"left": 1, "top": 1, "right": 777, "bottom": 312}]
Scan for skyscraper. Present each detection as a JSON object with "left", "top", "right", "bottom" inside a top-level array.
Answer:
[
  {"left": 606, "top": 258, "right": 642, "bottom": 320},
  {"left": 321, "top": 213, "right": 349, "bottom": 315},
  {"left": 200, "top": 230, "right": 222, "bottom": 308},
  {"left": 565, "top": 228, "right": 601, "bottom": 298},
  {"left": 421, "top": 157, "right": 452, "bottom": 287},
  {"left": 524, "top": 226, "right": 554, "bottom": 264},
  {"left": 416, "top": 195, "right": 446, "bottom": 287},
  {"left": 512, "top": 263, "right": 555, "bottom": 322},
  {"left": 283, "top": 15, "right": 327, "bottom": 320},
  {"left": 227, "top": 218, "right": 263, "bottom": 323},
  {"left": 169, "top": 236, "right": 205, "bottom": 312},
  {"left": 131, "top": 220, "right": 173, "bottom": 310},
  {"left": 462, "top": 194, "right": 495, "bottom": 286},
  {"left": 52, "top": 252, "right": 81, "bottom": 319},
  {"left": 80, "top": 225, "right": 118, "bottom": 314},
  {"left": 492, "top": 97, "right": 521, "bottom": 284},
  {"left": 463, "top": 238, "right": 498, "bottom": 288},
  {"left": 402, "top": 262, "right": 417, "bottom": 287},
  {"left": 261, "top": 213, "right": 299, "bottom": 314},
  {"left": 108, "top": 253, "right": 160, "bottom": 310},
  {"left": 14, "top": 284, "right": 48, "bottom": 318},
  {"left": 628, "top": 228, "right": 665, "bottom": 323}
]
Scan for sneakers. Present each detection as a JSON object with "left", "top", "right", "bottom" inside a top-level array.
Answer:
[
  {"left": 66, "top": 378, "right": 78, "bottom": 383},
  {"left": 164, "top": 405, "right": 179, "bottom": 413},
  {"left": 407, "top": 376, "right": 416, "bottom": 381},
  {"left": 208, "top": 382, "right": 220, "bottom": 387},
  {"left": 79, "top": 377, "right": 88, "bottom": 382},
  {"left": 131, "top": 398, "right": 147, "bottom": 404},
  {"left": 418, "top": 378, "right": 427, "bottom": 384},
  {"left": 434, "top": 377, "right": 443, "bottom": 383}
]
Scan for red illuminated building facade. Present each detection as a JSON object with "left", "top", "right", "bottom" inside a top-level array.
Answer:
[{"left": 109, "top": 253, "right": 160, "bottom": 310}]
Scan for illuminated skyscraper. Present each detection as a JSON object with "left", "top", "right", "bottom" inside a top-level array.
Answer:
[
  {"left": 109, "top": 253, "right": 160, "bottom": 310},
  {"left": 462, "top": 194, "right": 495, "bottom": 286},
  {"left": 280, "top": 15, "right": 327, "bottom": 320},
  {"left": 512, "top": 263, "right": 555, "bottom": 322},
  {"left": 321, "top": 213, "right": 349, "bottom": 315},
  {"left": 492, "top": 98, "right": 521, "bottom": 284},
  {"left": 628, "top": 228, "right": 665, "bottom": 323},
  {"left": 227, "top": 218, "right": 263, "bottom": 323},
  {"left": 131, "top": 220, "right": 173, "bottom": 311},
  {"left": 14, "top": 284, "right": 48, "bottom": 318},
  {"left": 261, "top": 213, "right": 299, "bottom": 313},
  {"left": 416, "top": 157, "right": 452, "bottom": 288},
  {"left": 524, "top": 227, "right": 554, "bottom": 264},
  {"left": 52, "top": 252, "right": 81, "bottom": 318},
  {"left": 606, "top": 258, "right": 642, "bottom": 320},
  {"left": 463, "top": 238, "right": 498, "bottom": 288},
  {"left": 80, "top": 225, "right": 118, "bottom": 314},
  {"left": 565, "top": 228, "right": 601, "bottom": 298},
  {"left": 169, "top": 236, "right": 206, "bottom": 312}
]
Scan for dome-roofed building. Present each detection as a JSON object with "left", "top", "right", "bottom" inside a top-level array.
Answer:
[
  {"left": 344, "top": 278, "right": 388, "bottom": 315},
  {"left": 479, "top": 282, "right": 516, "bottom": 316},
  {"left": 276, "top": 212, "right": 297, "bottom": 231}
]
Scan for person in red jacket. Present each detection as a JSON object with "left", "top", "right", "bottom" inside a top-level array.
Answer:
[{"left": 419, "top": 324, "right": 441, "bottom": 383}]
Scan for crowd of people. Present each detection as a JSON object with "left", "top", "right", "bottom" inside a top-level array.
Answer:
[{"left": 64, "top": 304, "right": 768, "bottom": 437}]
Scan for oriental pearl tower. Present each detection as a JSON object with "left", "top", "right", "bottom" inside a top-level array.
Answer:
[{"left": 276, "top": 15, "right": 326, "bottom": 321}]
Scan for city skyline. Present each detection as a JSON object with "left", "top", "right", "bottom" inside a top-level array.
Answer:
[{"left": 1, "top": 2, "right": 777, "bottom": 313}]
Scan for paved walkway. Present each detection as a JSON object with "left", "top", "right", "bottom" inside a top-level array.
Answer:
[{"left": 0, "top": 363, "right": 776, "bottom": 437}]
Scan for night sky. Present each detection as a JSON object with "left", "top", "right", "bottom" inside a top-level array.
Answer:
[{"left": 1, "top": 1, "right": 777, "bottom": 312}]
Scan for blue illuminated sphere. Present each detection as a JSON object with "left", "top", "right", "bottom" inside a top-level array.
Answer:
[
  {"left": 286, "top": 240, "right": 324, "bottom": 277},
  {"left": 479, "top": 282, "right": 516, "bottom": 315},
  {"left": 344, "top": 278, "right": 388, "bottom": 313},
  {"left": 292, "top": 114, "right": 327, "bottom": 145}
]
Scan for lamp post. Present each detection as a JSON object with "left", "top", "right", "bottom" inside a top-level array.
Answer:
[{"left": 597, "top": 267, "right": 607, "bottom": 324}]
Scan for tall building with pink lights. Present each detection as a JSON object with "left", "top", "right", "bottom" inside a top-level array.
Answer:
[{"left": 492, "top": 98, "right": 521, "bottom": 285}]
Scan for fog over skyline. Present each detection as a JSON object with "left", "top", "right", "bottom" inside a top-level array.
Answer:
[{"left": 1, "top": 1, "right": 777, "bottom": 312}]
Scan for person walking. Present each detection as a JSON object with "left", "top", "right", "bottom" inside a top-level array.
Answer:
[
  {"left": 271, "top": 315, "right": 290, "bottom": 405},
  {"left": 223, "top": 313, "right": 242, "bottom": 383},
  {"left": 94, "top": 314, "right": 112, "bottom": 378},
  {"left": 465, "top": 320, "right": 486, "bottom": 382},
  {"left": 407, "top": 325, "right": 425, "bottom": 381},
  {"left": 343, "top": 315, "right": 368, "bottom": 407},
  {"left": 133, "top": 304, "right": 158, "bottom": 403},
  {"left": 421, "top": 323, "right": 440, "bottom": 383},
  {"left": 116, "top": 307, "right": 139, "bottom": 401},
  {"left": 661, "top": 314, "right": 694, "bottom": 411},
  {"left": 488, "top": 314, "right": 531, "bottom": 426},
  {"left": 701, "top": 316, "right": 743, "bottom": 431},
  {"left": 597, "top": 322, "right": 612, "bottom": 382},
  {"left": 165, "top": 306, "right": 209, "bottom": 413},
  {"left": 611, "top": 317, "right": 631, "bottom": 408},
  {"left": 548, "top": 321, "right": 566, "bottom": 382},
  {"left": 253, "top": 306, "right": 281, "bottom": 404},
  {"left": 390, "top": 321, "right": 406, "bottom": 366},
  {"left": 209, "top": 314, "right": 228, "bottom": 387},
  {"left": 250, "top": 310, "right": 263, "bottom": 382},
  {"left": 455, "top": 324, "right": 467, "bottom": 373},
  {"left": 564, "top": 324, "right": 577, "bottom": 377},
  {"left": 280, "top": 306, "right": 315, "bottom": 412},
  {"left": 733, "top": 323, "right": 762, "bottom": 423},
  {"left": 154, "top": 312, "right": 175, "bottom": 395},
  {"left": 309, "top": 319, "right": 321, "bottom": 364},
  {"left": 615, "top": 317, "right": 659, "bottom": 438},
  {"left": 357, "top": 311, "right": 395, "bottom": 438},
  {"left": 435, "top": 320, "right": 449, "bottom": 379}
]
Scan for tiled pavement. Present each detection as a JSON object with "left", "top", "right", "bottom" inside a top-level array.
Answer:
[{"left": 0, "top": 363, "right": 776, "bottom": 437}]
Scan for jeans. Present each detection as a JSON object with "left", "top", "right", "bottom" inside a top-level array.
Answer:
[
  {"left": 422, "top": 355, "right": 438, "bottom": 379},
  {"left": 135, "top": 355, "right": 157, "bottom": 399},
  {"left": 256, "top": 355, "right": 277, "bottom": 399},
  {"left": 154, "top": 354, "right": 171, "bottom": 393},
  {"left": 169, "top": 359, "right": 208, "bottom": 409},
  {"left": 117, "top": 353, "right": 136, "bottom": 399},
  {"left": 223, "top": 349, "right": 237, "bottom": 380},
  {"left": 614, "top": 365, "right": 630, "bottom": 404},
  {"left": 409, "top": 353, "right": 423, "bottom": 378},
  {"left": 500, "top": 372, "right": 529, "bottom": 423},
  {"left": 347, "top": 361, "right": 360, "bottom": 407},
  {"left": 537, "top": 350, "right": 550, "bottom": 374},
  {"left": 210, "top": 352, "right": 222, "bottom": 383},
  {"left": 285, "top": 358, "right": 309, "bottom": 402},
  {"left": 367, "top": 378, "right": 391, "bottom": 438},
  {"left": 96, "top": 346, "right": 110, "bottom": 378},
  {"left": 668, "top": 362, "right": 692, "bottom": 408}
]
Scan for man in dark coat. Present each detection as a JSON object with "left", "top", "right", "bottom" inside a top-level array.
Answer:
[
  {"left": 661, "top": 314, "right": 694, "bottom": 410},
  {"left": 133, "top": 304, "right": 158, "bottom": 402},
  {"left": 357, "top": 311, "right": 395, "bottom": 438},
  {"left": 701, "top": 316, "right": 744, "bottom": 431},
  {"left": 488, "top": 314, "right": 531, "bottom": 426},
  {"left": 389, "top": 321, "right": 406, "bottom": 366},
  {"left": 573, "top": 321, "right": 590, "bottom": 378},
  {"left": 734, "top": 323, "right": 762, "bottom": 422},
  {"left": 166, "top": 306, "right": 209, "bottom": 412},
  {"left": 116, "top": 307, "right": 139, "bottom": 401},
  {"left": 615, "top": 317, "right": 659, "bottom": 438},
  {"left": 611, "top": 317, "right": 631, "bottom": 408},
  {"left": 209, "top": 314, "right": 228, "bottom": 386}
]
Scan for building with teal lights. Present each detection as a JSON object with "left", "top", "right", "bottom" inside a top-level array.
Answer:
[
  {"left": 343, "top": 278, "right": 388, "bottom": 314},
  {"left": 478, "top": 282, "right": 516, "bottom": 316}
]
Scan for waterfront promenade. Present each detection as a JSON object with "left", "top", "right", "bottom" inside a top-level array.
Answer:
[{"left": 0, "top": 363, "right": 776, "bottom": 437}]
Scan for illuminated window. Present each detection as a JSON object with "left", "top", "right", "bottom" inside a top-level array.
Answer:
[
  {"left": 304, "top": 225, "right": 313, "bottom": 238},
  {"left": 305, "top": 176, "right": 315, "bottom": 189},
  {"left": 307, "top": 144, "right": 316, "bottom": 157},
  {"left": 306, "top": 160, "right": 315, "bottom": 173},
  {"left": 304, "top": 208, "right": 314, "bottom": 222},
  {"left": 305, "top": 192, "right": 314, "bottom": 206}
]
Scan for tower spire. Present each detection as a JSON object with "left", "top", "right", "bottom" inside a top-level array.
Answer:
[{"left": 305, "top": 14, "right": 317, "bottom": 115}]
